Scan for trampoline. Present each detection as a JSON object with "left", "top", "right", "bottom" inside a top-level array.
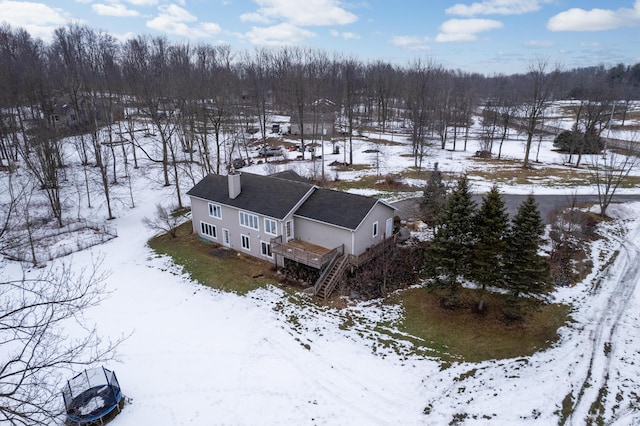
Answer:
[{"left": 62, "top": 367, "right": 124, "bottom": 425}]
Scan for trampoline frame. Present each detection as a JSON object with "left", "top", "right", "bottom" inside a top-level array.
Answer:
[{"left": 63, "top": 367, "right": 123, "bottom": 425}]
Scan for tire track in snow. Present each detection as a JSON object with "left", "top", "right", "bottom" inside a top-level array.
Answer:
[{"left": 568, "top": 220, "right": 640, "bottom": 425}]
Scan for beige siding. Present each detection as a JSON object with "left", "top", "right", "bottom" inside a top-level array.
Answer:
[
  {"left": 294, "top": 217, "right": 352, "bottom": 253},
  {"left": 352, "top": 203, "right": 396, "bottom": 256},
  {"left": 293, "top": 202, "right": 395, "bottom": 256},
  {"left": 190, "top": 196, "right": 279, "bottom": 262}
]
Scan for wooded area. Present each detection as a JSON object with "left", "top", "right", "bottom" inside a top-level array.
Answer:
[{"left": 2, "top": 23, "right": 638, "bottom": 232}]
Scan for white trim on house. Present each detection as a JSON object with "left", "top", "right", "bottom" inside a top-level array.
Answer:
[
  {"left": 208, "top": 202, "right": 222, "bottom": 219},
  {"left": 241, "top": 234, "right": 250, "bottom": 251},
  {"left": 285, "top": 220, "right": 294, "bottom": 241},
  {"left": 222, "top": 228, "right": 230, "bottom": 247},
  {"left": 260, "top": 240, "right": 272, "bottom": 258},
  {"left": 264, "top": 218, "right": 277, "bottom": 236},
  {"left": 200, "top": 221, "right": 217, "bottom": 240},
  {"left": 239, "top": 211, "right": 259, "bottom": 230},
  {"left": 385, "top": 217, "right": 393, "bottom": 237}
]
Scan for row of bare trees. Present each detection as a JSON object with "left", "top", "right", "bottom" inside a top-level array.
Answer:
[
  {"left": 2, "top": 23, "right": 639, "bottom": 234},
  {"left": 3, "top": 24, "right": 640, "bottom": 177}
]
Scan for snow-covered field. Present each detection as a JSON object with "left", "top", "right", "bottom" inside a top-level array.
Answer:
[{"left": 3, "top": 111, "right": 640, "bottom": 425}]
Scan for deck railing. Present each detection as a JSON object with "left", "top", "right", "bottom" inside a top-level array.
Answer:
[
  {"left": 349, "top": 234, "right": 397, "bottom": 267},
  {"left": 271, "top": 236, "right": 340, "bottom": 269}
]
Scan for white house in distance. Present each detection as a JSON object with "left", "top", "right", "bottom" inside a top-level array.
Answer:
[{"left": 186, "top": 170, "right": 396, "bottom": 298}]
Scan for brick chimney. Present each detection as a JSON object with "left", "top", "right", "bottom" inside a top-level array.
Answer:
[{"left": 228, "top": 172, "right": 241, "bottom": 199}]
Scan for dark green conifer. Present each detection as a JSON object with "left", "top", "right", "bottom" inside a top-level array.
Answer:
[
  {"left": 472, "top": 185, "right": 509, "bottom": 311},
  {"left": 420, "top": 162, "right": 447, "bottom": 228},
  {"left": 503, "top": 194, "right": 550, "bottom": 319},
  {"left": 426, "top": 174, "right": 476, "bottom": 306}
]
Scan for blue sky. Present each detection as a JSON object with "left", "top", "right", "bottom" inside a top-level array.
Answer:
[{"left": 1, "top": 0, "right": 639, "bottom": 74}]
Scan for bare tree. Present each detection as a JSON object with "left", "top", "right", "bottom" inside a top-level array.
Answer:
[
  {"left": 340, "top": 56, "right": 362, "bottom": 165},
  {"left": 518, "top": 58, "right": 561, "bottom": 169},
  {"left": 587, "top": 139, "right": 639, "bottom": 217},
  {"left": 405, "top": 59, "right": 437, "bottom": 170},
  {"left": 142, "top": 203, "right": 186, "bottom": 238},
  {"left": 0, "top": 260, "right": 121, "bottom": 425}
]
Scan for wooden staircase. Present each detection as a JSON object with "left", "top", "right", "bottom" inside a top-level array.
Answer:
[{"left": 313, "top": 254, "right": 349, "bottom": 299}]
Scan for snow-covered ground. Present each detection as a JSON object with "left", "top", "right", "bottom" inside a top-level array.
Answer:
[{"left": 2, "top": 110, "right": 640, "bottom": 425}]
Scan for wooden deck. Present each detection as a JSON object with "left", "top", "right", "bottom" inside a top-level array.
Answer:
[{"left": 271, "top": 236, "right": 336, "bottom": 269}]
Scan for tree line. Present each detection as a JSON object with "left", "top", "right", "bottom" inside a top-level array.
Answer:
[{"left": 1, "top": 23, "right": 638, "bottom": 225}]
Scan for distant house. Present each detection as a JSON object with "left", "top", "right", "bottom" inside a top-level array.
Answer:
[
  {"left": 186, "top": 170, "right": 396, "bottom": 298},
  {"left": 50, "top": 95, "right": 123, "bottom": 128},
  {"left": 290, "top": 98, "right": 337, "bottom": 138}
]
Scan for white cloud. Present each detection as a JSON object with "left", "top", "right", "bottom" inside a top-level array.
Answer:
[
  {"left": 390, "top": 35, "right": 430, "bottom": 51},
  {"left": 240, "top": 0, "right": 357, "bottom": 26},
  {"left": 0, "top": 1, "right": 69, "bottom": 41},
  {"left": 93, "top": 2, "right": 140, "bottom": 17},
  {"left": 111, "top": 31, "right": 138, "bottom": 43},
  {"left": 147, "top": 4, "right": 222, "bottom": 38},
  {"left": 436, "top": 18, "right": 502, "bottom": 42},
  {"left": 240, "top": 12, "right": 271, "bottom": 24},
  {"left": 547, "top": 3, "right": 640, "bottom": 32},
  {"left": 329, "top": 29, "right": 360, "bottom": 40},
  {"left": 244, "top": 23, "right": 316, "bottom": 46},
  {"left": 122, "top": 0, "right": 160, "bottom": 5},
  {"left": 524, "top": 39, "right": 554, "bottom": 47},
  {"left": 446, "top": 0, "right": 551, "bottom": 16}
]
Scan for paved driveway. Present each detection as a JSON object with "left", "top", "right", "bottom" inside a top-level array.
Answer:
[{"left": 392, "top": 194, "right": 640, "bottom": 224}]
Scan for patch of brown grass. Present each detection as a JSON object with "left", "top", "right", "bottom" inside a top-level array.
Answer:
[
  {"left": 394, "top": 287, "right": 570, "bottom": 362},
  {"left": 149, "top": 222, "right": 278, "bottom": 294}
]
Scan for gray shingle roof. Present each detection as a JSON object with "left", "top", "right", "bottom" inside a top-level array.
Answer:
[
  {"left": 269, "top": 170, "right": 312, "bottom": 183},
  {"left": 186, "top": 172, "right": 314, "bottom": 220},
  {"left": 295, "top": 188, "right": 380, "bottom": 230},
  {"left": 187, "top": 171, "right": 395, "bottom": 230}
]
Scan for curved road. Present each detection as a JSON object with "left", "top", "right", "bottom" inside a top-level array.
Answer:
[{"left": 392, "top": 194, "right": 640, "bottom": 224}]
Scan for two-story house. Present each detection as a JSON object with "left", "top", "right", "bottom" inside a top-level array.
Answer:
[{"left": 186, "top": 170, "right": 396, "bottom": 298}]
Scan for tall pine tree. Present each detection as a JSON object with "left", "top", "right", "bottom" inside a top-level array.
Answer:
[
  {"left": 472, "top": 185, "right": 509, "bottom": 311},
  {"left": 426, "top": 174, "right": 477, "bottom": 306},
  {"left": 420, "top": 162, "right": 447, "bottom": 228},
  {"left": 504, "top": 194, "right": 549, "bottom": 319}
]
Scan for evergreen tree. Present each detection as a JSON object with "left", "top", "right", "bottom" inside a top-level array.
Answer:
[
  {"left": 420, "top": 162, "right": 447, "bottom": 228},
  {"left": 503, "top": 194, "right": 549, "bottom": 319},
  {"left": 426, "top": 174, "right": 477, "bottom": 306},
  {"left": 471, "top": 185, "right": 509, "bottom": 311}
]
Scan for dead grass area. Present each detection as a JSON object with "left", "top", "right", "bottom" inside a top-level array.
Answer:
[
  {"left": 329, "top": 173, "right": 416, "bottom": 192},
  {"left": 469, "top": 158, "right": 593, "bottom": 186},
  {"left": 394, "top": 287, "right": 570, "bottom": 362},
  {"left": 148, "top": 222, "right": 279, "bottom": 294},
  {"left": 401, "top": 167, "right": 455, "bottom": 183}
]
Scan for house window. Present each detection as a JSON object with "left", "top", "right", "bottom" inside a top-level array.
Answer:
[
  {"left": 264, "top": 218, "right": 277, "bottom": 236},
  {"left": 241, "top": 234, "right": 250, "bottom": 251},
  {"left": 208, "top": 203, "right": 222, "bottom": 219},
  {"left": 285, "top": 220, "right": 293, "bottom": 240},
  {"left": 201, "top": 222, "right": 217, "bottom": 239},
  {"left": 239, "top": 211, "right": 259, "bottom": 230},
  {"left": 372, "top": 221, "right": 379, "bottom": 238},
  {"left": 261, "top": 241, "right": 272, "bottom": 258}
]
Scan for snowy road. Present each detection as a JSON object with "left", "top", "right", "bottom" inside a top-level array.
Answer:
[{"left": 569, "top": 215, "right": 640, "bottom": 425}]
